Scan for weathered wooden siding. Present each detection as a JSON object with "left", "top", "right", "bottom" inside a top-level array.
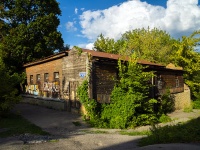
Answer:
[
  {"left": 93, "top": 61, "right": 117, "bottom": 103},
  {"left": 155, "top": 70, "right": 184, "bottom": 95}
]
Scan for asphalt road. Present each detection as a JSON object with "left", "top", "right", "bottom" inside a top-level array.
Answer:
[{"left": 0, "top": 103, "right": 200, "bottom": 150}]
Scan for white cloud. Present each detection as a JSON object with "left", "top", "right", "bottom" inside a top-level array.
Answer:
[
  {"left": 79, "top": 0, "right": 200, "bottom": 42},
  {"left": 65, "top": 21, "right": 77, "bottom": 32},
  {"left": 75, "top": 8, "right": 78, "bottom": 14},
  {"left": 75, "top": 43, "right": 94, "bottom": 50}
]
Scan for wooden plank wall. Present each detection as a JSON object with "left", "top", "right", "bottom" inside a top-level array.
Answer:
[{"left": 93, "top": 62, "right": 117, "bottom": 103}]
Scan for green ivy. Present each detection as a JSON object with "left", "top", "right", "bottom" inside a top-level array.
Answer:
[{"left": 77, "top": 80, "right": 98, "bottom": 122}]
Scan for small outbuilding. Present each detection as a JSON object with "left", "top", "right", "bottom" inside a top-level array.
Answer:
[{"left": 23, "top": 48, "right": 191, "bottom": 112}]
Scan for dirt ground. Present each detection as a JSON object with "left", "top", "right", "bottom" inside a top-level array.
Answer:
[{"left": 1, "top": 103, "right": 200, "bottom": 150}]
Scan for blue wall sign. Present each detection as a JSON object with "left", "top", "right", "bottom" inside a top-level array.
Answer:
[{"left": 79, "top": 72, "right": 86, "bottom": 78}]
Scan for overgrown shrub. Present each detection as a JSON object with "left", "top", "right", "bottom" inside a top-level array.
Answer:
[
  {"left": 77, "top": 57, "right": 175, "bottom": 129},
  {"left": 158, "top": 89, "right": 175, "bottom": 114},
  {"left": 0, "top": 60, "right": 22, "bottom": 116},
  {"left": 100, "top": 59, "right": 158, "bottom": 128}
]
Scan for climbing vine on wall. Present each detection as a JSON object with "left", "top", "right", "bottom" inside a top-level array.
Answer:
[{"left": 77, "top": 80, "right": 98, "bottom": 121}]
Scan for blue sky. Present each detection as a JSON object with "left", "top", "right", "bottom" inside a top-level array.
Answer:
[{"left": 57, "top": 0, "right": 200, "bottom": 49}]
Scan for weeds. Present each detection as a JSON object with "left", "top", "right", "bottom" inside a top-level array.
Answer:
[{"left": 139, "top": 117, "right": 200, "bottom": 146}]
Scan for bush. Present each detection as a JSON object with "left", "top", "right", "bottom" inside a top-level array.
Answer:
[
  {"left": 193, "top": 100, "right": 200, "bottom": 109},
  {"left": 0, "top": 60, "right": 23, "bottom": 116},
  {"left": 77, "top": 57, "right": 175, "bottom": 129}
]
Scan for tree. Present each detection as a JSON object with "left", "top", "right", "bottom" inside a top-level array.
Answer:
[
  {"left": 171, "top": 31, "right": 200, "bottom": 101},
  {"left": 0, "top": 0, "right": 64, "bottom": 72},
  {"left": 93, "top": 34, "right": 125, "bottom": 54},
  {"left": 94, "top": 28, "right": 177, "bottom": 64},
  {"left": 0, "top": 44, "right": 22, "bottom": 116}
]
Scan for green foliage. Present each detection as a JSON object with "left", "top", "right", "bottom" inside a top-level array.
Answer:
[
  {"left": 77, "top": 80, "right": 98, "bottom": 122},
  {"left": 158, "top": 89, "right": 175, "bottom": 114},
  {"left": 0, "top": 59, "right": 23, "bottom": 115},
  {"left": 121, "top": 28, "right": 177, "bottom": 64},
  {"left": 158, "top": 114, "right": 172, "bottom": 123},
  {"left": 192, "top": 101, "right": 200, "bottom": 109},
  {"left": 94, "top": 34, "right": 124, "bottom": 54},
  {"left": 73, "top": 46, "right": 83, "bottom": 56},
  {"left": 119, "top": 130, "right": 149, "bottom": 136},
  {"left": 0, "top": 0, "right": 64, "bottom": 72},
  {"left": 94, "top": 29, "right": 200, "bottom": 102},
  {"left": 100, "top": 57, "right": 158, "bottom": 129},
  {"left": 94, "top": 28, "right": 177, "bottom": 64},
  {"left": 140, "top": 117, "right": 200, "bottom": 146},
  {"left": 171, "top": 31, "right": 200, "bottom": 101}
]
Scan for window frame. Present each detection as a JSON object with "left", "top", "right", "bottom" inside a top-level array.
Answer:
[
  {"left": 36, "top": 74, "right": 41, "bottom": 82},
  {"left": 30, "top": 75, "right": 33, "bottom": 84},
  {"left": 175, "top": 76, "right": 179, "bottom": 88},
  {"left": 54, "top": 72, "right": 59, "bottom": 81},
  {"left": 44, "top": 73, "right": 49, "bottom": 82}
]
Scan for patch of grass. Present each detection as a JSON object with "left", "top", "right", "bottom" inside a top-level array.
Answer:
[
  {"left": 0, "top": 113, "right": 49, "bottom": 138},
  {"left": 139, "top": 117, "right": 200, "bottom": 146},
  {"left": 72, "top": 121, "right": 82, "bottom": 126},
  {"left": 183, "top": 106, "right": 193, "bottom": 113},
  {"left": 119, "top": 130, "right": 149, "bottom": 136},
  {"left": 82, "top": 130, "right": 108, "bottom": 134},
  {"left": 159, "top": 114, "right": 172, "bottom": 123}
]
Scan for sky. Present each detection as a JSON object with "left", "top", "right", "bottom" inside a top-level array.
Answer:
[{"left": 57, "top": 0, "right": 200, "bottom": 50}]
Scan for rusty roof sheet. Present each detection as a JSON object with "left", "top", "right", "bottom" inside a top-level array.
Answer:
[
  {"left": 23, "top": 48, "right": 170, "bottom": 68},
  {"left": 81, "top": 49, "right": 165, "bottom": 67}
]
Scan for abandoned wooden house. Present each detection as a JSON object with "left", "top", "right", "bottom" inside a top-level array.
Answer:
[{"left": 23, "top": 48, "right": 191, "bottom": 112}]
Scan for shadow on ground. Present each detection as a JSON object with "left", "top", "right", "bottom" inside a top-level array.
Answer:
[{"left": 1, "top": 103, "right": 200, "bottom": 150}]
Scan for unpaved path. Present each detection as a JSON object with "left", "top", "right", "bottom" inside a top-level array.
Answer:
[{"left": 1, "top": 103, "right": 200, "bottom": 150}]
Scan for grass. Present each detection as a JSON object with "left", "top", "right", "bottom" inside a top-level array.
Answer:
[
  {"left": 119, "top": 130, "right": 149, "bottom": 136},
  {"left": 82, "top": 130, "right": 108, "bottom": 134},
  {"left": 0, "top": 113, "right": 49, "bottom": 138},
  {"left": 139, "top": 117, "right": 200, "bottom": 146}
]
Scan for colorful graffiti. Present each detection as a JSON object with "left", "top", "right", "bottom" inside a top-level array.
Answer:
[{"left": 25, "top": 81, "right": 60, "bottom": 98}]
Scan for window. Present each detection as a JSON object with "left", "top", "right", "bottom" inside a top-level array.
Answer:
[
  {"left": 157, "top": 75, "right": 163, "bottom": 90},
  {"left": 30, "top": 75, "right": 33, "bottom": 84},
  {"left": 175, "top": 76, "right": 179, "bottom": 87},
  {"left": 54, "top": 72, "right": 59, "bottom": 80},
  {"left": 36, "top": 74, "right": 40, "bottom": 82},
  {"left": 44, "top": 73, "right": 49, "bottom": 82}
]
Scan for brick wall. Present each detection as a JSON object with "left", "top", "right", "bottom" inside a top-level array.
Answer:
[{"left": 25, "top": 58, "right": 63, "bottom": 98}]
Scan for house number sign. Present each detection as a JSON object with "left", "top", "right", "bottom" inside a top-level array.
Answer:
[{"left": 79, "top": 72, "right": 86, "bottom": 78}]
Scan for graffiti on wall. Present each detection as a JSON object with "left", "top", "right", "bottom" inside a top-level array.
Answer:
[{"left": 25, "top": 81, "right": 60, "bottom": 98}]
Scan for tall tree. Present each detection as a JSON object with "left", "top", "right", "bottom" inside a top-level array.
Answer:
[
  {"left": 94, "top": 28, "right": 177, "bottom": 64},
  {"left": 171, "top": 31, "right": 200, "bottom": 101},
  {"left": 93, "top": 34, "right": 125, "bottom": 54},
  {"left": 0, "top": 0, "right": 64, "bottom": 72}
]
